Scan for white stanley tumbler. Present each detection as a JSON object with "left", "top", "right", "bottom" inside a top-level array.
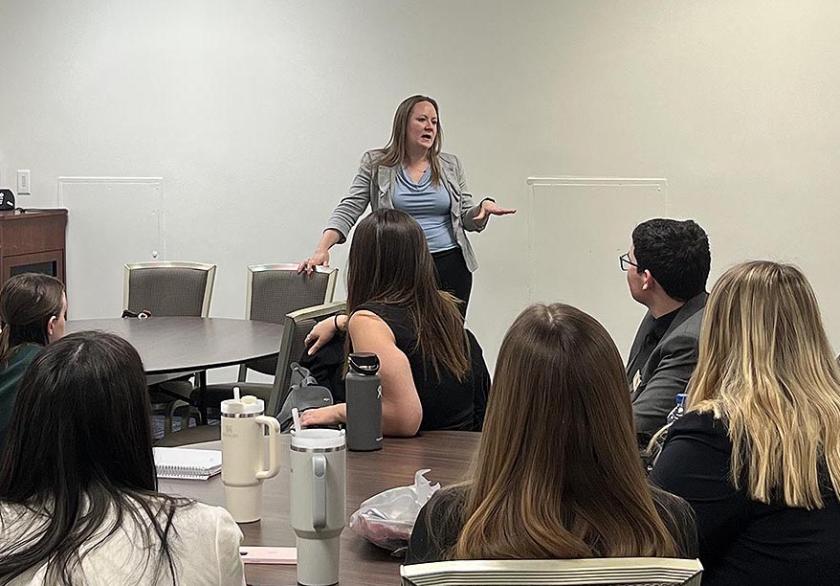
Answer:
[
  {"left": 220, "top": 393, "right": 281, "bottom": 523},
  {"left": 290, "top": 428, "right": 346, "bottom": 586}
]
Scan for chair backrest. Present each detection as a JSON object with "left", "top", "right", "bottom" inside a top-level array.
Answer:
[
  {"left": 267, "top": 300, "right": 346, "bottom": 416},
  {"left": 400, "top": 558, "right": 703, "bottom": 586},
  {"left": 246, "top": 264, "right": 338, "bottom": 324},
  {"left": 124, "top": 261, "right": 216, "bottom": 317}
]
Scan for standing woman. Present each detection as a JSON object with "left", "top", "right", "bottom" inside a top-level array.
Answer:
[
  {"left": 0, "top": 273, "right": 66, "bottom": 446},
  {"left": 299, "top": 94, "right": 514, "bottom": 313}
]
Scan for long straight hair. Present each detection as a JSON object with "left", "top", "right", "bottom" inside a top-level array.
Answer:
[
  {"left": 0, "top": 331, "right": 191, "bottom": 585},
  {"left": 688, "top": 261, "right": 840, "bottom": 508},
  {"left": 449, "top": 304, "right": 679, "bottom": 559},
  {"left": 0, "top": 273, "right": 65, "bottom": 364},
  {"left": 346, "top": 209, "right": 468, "bottom": 381},
  {"left": 376, "top": 94, "right": 444, "bottom": 185}
]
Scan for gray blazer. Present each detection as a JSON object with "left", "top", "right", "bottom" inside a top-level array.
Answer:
[
  {"left": 627, "top": 292, "right": 708, "bottom": 437},
  {"left": 325, "top": 150, "right": 489, "bottom": 271}
]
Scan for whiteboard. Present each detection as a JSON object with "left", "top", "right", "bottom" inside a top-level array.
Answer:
[
  {"left": 527, "top": 177, "right": 670, "bottom": 359},
  {"left": 57, "top": 177, "right": 164, "bottom": 319}
]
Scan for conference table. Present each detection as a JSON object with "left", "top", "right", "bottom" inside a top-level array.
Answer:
[
  {"left": 65, "top": 317, "right": 285, "bottom": 376},
  {"left": 160, "top": 431, "right": 481, "bottom": 586}
]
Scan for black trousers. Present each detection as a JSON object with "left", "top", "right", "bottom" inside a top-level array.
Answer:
[{"left": 432, "top": 247, "right": 473, "bottom": 317}]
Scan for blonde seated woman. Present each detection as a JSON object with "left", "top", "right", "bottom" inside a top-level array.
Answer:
[
  {"left": 651, "top": 261, "right": 840, "bottom": 586},
  {"left": 407, "top": 303, "right": 697, "bottom": 563}
]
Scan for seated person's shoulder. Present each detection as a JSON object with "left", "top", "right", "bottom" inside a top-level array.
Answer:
[
  {"left": 407, "top": 486, "right": 467, "bottom": 564},
  {"left": 674, "top": 309, "right": 704, "bottom": 338},
  {"left": 465, "top": 328, "right": 481, "bottom": 348},
  {"left": 175, "top": 500, "right": 239, "bottom": 529},
  {"left": 348, "top": 309, "right": 394, "bottom": 338},
  {"left": 425, "top": 485, "right": 467, "bottom": 516},
  {"left": 349, "top": 308, "right": 384, "bottom": 322},
  {"left": 139, "top": 498, "right": 241, "bottom": 542},
  {"left": 649, "top": 485, "right": 699, "bottom": 557},
  {"left": 167, "top": 501, "right": 243, "bottom": 561},
  {"left": 669, "top": 409, "right": 727, "bottom": 441},
  {"left": 350, "top": 304, "right": 415, "bottom": 345}
]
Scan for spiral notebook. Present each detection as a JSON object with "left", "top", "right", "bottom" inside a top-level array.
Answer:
[{"left": 153, "top": 447, "right": 222, "bottom": 481}]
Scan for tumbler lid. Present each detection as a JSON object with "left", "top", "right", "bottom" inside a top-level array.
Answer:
[
  {"left": 348, "top": 352, "right": 380, "bottom": 375},
  {"left": 221, "top": 394, "right": 264, "bottom": 416},
  {"left": 291, "top": 428, "right": 346, "bottom": 450}
]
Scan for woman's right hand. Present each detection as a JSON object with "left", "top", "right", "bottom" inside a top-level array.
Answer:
[
  {"left": 297, "top": 249, "right": 330, "bottom": 274},
  {"left": 305, "top": 315, "right": 343, "bottom": 355}
]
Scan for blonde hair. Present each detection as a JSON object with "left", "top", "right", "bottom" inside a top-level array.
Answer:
[
  {"left": 449, "top": 304, "right": 680, "bottom": 559},
  {"left": 689, "top": 261, "right": 840, "bottom": 508}
]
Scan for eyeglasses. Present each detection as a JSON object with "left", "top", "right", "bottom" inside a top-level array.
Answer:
[{"left": 619, "top": 253, "right": 638, "bottom": 272}]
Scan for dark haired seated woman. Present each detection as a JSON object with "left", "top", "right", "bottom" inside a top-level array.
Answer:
[
  {"left": 0, "top": 332, "right": 244, "bottom": 585},
  {"left": 407, "top": 303, "right": 697, "bottom": 563},
  {"left": 301, "top": 209, "right": 490, "bottom": 435},
  {"left": 0, "top": 273, "right": 66, "bottom": 446}
]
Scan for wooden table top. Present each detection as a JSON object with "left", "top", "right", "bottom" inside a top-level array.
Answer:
[
  {"left": 66, "top": 317, "right": 284, "bottom": 375},
  {"left": 160, "top": 431, "right": 481, "bottom": 586}
]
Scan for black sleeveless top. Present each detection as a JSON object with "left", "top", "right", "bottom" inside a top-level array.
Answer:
[{"left": 356, "top": 302, "right": 490, "bottom": 431}]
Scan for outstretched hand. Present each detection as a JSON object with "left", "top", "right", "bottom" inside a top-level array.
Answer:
[{"left": 474, "top": 200, "right": 516, "bottom": 222}]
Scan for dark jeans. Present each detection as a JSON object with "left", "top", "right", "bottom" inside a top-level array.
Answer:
[{"left": 432, "top": 247, "right": 472, "bottom": 317}]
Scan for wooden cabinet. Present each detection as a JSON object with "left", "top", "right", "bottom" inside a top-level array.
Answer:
[{"left": 0, "top": 209, "right": 67, "bottom": 286}]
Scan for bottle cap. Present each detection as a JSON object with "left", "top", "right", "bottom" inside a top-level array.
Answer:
[{"left": 348, "top": 352, "right": 380, "bottom": 375}]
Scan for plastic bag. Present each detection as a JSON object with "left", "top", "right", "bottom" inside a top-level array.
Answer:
[{"left": 349, "top": 469, "right": 440, "bottom": 555}]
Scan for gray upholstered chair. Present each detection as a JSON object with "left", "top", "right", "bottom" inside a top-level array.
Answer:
[
  {"left": 200, "top": 301, "right": 346, "bottom": 419},
  {"left": 124, "top": 261, "right": 217, "bottom": 433},
  {"left": 124, "top": 261, "right": 216, "bottom": 317},
  {"left": 237, "top": 264, "right": 338, "bottom": 379},
  {"left": 400, "top": 558, "right": 703, "bottom": 586}
]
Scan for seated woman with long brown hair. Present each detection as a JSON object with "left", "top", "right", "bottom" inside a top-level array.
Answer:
[
  {"left": 300, "top": 209, "right": 490, "bottom": 435},
  {"left": 407, "top": 303, "right": 697, "bottom": 562},
  {"left": 651, "top": 261, "right": 840, "bottom": 585}
]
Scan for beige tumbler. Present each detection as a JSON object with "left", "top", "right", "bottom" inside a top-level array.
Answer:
[
  {"left": 220, "top": 393, "right": 281, "bottom": 523},
  {"left": 290, "top": 428, "right": 346, "bottom": 586}
]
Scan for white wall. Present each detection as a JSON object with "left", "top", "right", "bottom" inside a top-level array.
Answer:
[{"left": 2, "top": 0, "right": 840, "bottom": 369}]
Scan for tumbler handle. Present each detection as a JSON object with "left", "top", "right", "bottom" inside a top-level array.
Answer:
[
  {"left": 312, "top": 454, "right": 327, "bottom": 529},
  {"left": 255, "top": 415, "right": 281, "bottom": 480}
]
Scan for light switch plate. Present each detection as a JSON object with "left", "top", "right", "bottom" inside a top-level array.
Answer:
[{"left": 17, "top": 169, "right": 30, "bottom": 195}]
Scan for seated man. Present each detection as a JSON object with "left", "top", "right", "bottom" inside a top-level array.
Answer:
[{"left": 621, "top": 218, "right": 710, "bottom": 444}]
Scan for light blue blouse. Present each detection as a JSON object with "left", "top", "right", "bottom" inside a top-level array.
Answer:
[{"left": 392, "top": 166, "right": 458, "bottom": 253}]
